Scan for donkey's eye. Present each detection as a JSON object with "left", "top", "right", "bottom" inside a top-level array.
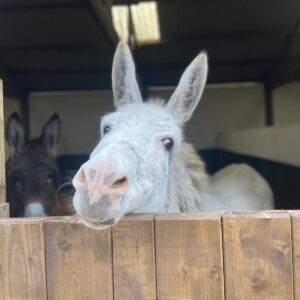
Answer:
[
  {"left": 162, "top": 138, "right": 174, "bottom": 152},
  {"left": 103, "top": 126, "right": 111, "bottom": 135}
]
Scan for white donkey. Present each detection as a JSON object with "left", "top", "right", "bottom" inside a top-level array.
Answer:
[{"left": 73, "top": 42, "right": 274, "bottom": 229}]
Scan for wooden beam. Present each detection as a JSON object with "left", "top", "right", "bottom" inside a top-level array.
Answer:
[
  {"left": 0, "top": 71, "right": 27, "bottom": 100},
  {"left": 268, "top": 19, "right": 300, "bottom": 88},
  {"left": 264, "top": 83, "right": 273, "bottom": 126},
  {"left": 12, "top": 59, "right": 278, "bottom": 90},
  {"left": 20, "top": 93, "right": 30, "bottom": 141},
  {"left": 86, "top": 0, "right": 119, "bottom": 47},
  {"left": 0, "top": 2, "right": 84, "bottom": 12}
]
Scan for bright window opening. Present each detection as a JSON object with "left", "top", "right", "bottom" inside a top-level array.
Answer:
[{"left": 112, "top": 1, "right": 161, "bottom": 44}]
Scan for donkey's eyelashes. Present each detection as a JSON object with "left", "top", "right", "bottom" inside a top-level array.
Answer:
[{"left": 162, "top": 138, "right": 174, "bottom": 152}]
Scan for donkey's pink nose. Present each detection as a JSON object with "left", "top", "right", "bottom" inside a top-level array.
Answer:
[{"left": 73, "top": 162, "right": 128, "bottom": 206}]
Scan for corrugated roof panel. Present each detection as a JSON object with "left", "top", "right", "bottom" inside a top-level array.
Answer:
[
  {"left": 0, "top": 7, "right": 107, "bottom": 48},
  {"left": 158, "top": 0, "right": 300, "bottom": 38}
]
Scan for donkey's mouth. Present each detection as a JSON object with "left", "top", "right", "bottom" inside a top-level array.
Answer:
[{"left": 79, "top": 215, "right": 117, "bottom": 230}]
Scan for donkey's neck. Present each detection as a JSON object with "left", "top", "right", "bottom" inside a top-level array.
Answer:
[{"left": 167, "top": 143, "right": 208, "bottom": 212}]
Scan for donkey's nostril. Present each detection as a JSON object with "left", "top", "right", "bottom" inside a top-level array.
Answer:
[
  {"left": 73, "top": 166, "right": 87, "bottom": 190},
  {"left": 111, "top": 176, "right": 127, "bottom": 187}
]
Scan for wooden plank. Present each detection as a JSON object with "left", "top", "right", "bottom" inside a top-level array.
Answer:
[
  {"left": 222, "top": 211, "right": 293, "bottom": 300},
  {"left": 0, "top": 203, "right": 9, "bottom": 217},
  {"left": 0, "top": 218, "right": 47, "bottom": 299},
  {"left": 0, "top": 80, "right": 6, "bottom": 203},
  {"left": 45, "top": 216, "right": 113, "bottom": 300},
  {"left": 113, "top": 214, "right": 156, "bottom": 300},
  {"left": 290, "top": 210, "right": 300, "bottom": 300},
  {"left": 155, "top": 213, "right": 224, "bottom": 300}
]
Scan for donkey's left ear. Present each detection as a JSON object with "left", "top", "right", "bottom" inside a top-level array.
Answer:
[
  {"left": 112, "top": 42, "right": 143, "bottom": 108},
  {"left": 41, "top": 114, "right": 61, "bottom": 156},
  {"left": 5, "top": 113, "right": 25, "bottom": 157},
  {"left": 166, "top": 51, "right": 208, "bottom": 123}
]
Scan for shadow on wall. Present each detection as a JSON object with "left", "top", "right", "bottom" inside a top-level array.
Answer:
[
  {"left": 201, "top": 149, "right": 300, "bottom": 210},
  {"left": 57, "top": 149, "right": 300, "bottom": 210}
]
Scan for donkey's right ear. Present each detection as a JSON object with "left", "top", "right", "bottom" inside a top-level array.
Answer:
[
  {"left": 112, "top": 42, "right": 143, "bottom": 108},
  {"left": 5, "top": 113, "right": 25, "bottom": 157}
]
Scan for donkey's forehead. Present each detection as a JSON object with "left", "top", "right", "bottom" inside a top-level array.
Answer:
[{"left": 103, "top": 102, "right": 179, "bottom": 129}]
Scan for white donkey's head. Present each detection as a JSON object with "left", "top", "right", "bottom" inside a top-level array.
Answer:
[{"left": 73, "top": 42, "right": 208, "bottom": 229}]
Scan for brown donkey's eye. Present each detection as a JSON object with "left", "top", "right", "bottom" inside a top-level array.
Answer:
[
  {"left": 46, "top": 174, "right": 56, "bottom": 187},
  {"left": 46, "top": 176, "right": 54, "bottom": 185},
  {"left": 13, "top": 178, "right": 23, "bottom": 193},
  {"left": 103, "top": 126, "right": 111, "bottom": 135},
  {"left": 162, "top": 138, "right": 174, "bottom": 152}
]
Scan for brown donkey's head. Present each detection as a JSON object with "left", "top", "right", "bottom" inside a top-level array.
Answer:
[{"left": 6, "top": 113, "right": 61, "bottom": 217}]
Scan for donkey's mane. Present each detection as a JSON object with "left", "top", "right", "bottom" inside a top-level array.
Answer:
[{"left": 168, "top": 141, "right": 208, "bottom": 212}]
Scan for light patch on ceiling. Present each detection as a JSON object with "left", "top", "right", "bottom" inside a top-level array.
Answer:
[{"left": 112, "top": 1, "right": 161, "bottom": 44}]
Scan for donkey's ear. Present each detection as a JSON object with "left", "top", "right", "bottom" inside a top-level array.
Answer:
[
  {"left": 112, "top": 42, "right": 143, "bottom": 108},
  {"left": 5, "top": 113, "right": 25, "bottom": 157},
  {"left": 166, "top": 51, "right": 208, "bottom": 123},
  {"left": 41, "top": 113, "right": 61, "bottom": 157}
]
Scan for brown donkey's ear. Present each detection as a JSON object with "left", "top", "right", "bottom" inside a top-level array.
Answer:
[
  {"left": 41, "top": 113, "right": 61, "bottom": 157},
  {"left": 5, "top": 112, "right": 25, "bottom": 157}
]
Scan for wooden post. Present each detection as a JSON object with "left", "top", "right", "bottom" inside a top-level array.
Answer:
[
  {"left": 0, "top": 80, "right": 8, "bottom": 217},
  {"left": 0, "top": 80, "right": 6, "bottom": 203}
]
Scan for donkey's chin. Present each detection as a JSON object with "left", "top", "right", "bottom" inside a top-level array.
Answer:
[{"left": 79, "top": 215, "right": 119, "bottom": 230}]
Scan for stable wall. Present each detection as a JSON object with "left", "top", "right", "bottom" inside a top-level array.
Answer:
[
  {"left": 273, "top": 82, "right": 300, "bottom": 126},
  {"left": 28, "top": 82, "right": 265, "bottom": 155},
  {"left": 219, "top": 82, "right": 300, "bottom": 167},
  {"left": 8, "top": 81, "right": 300, "bottom": 166}
]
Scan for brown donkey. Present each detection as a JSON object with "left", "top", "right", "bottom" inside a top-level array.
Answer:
[{"left": 6, "top": 113, "right": 73, "bottom": 217}]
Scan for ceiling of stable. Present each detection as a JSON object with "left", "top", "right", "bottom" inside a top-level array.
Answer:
[{"left": 0, "top": 0, "right": 300, "bottom": 99}]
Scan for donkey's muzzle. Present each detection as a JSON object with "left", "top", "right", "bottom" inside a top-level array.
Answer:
[
  {"left": 72, "top": 157, "right": 129, "bottom": 224},
  {"left": 73, "top": 160, "right": 128, "bottom": 204}
]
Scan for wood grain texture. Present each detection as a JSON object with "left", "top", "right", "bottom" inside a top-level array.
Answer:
[
  {"left": 0, "top": 80, "right": 5, "bottom": 203},
  {"left": 45, "top": 217, "right": 113, "bottom": 300},
  {"left": 0, "top": 203, "right": 9, "bottom": 217},
  {"left": 155, "top": 213, "right": 224, "bottom": 300},
  {"left": 0, "top": 219, "right": 47, "bottom": 299},
  {"left": 113, "top": 214, "right": 156, "bottom": 300},
  {"left": 222, "top": 211, "right": 293, "bottom": 300},
  {"left": 290, "top": 210, "right": 300, "bottom": 299}
]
